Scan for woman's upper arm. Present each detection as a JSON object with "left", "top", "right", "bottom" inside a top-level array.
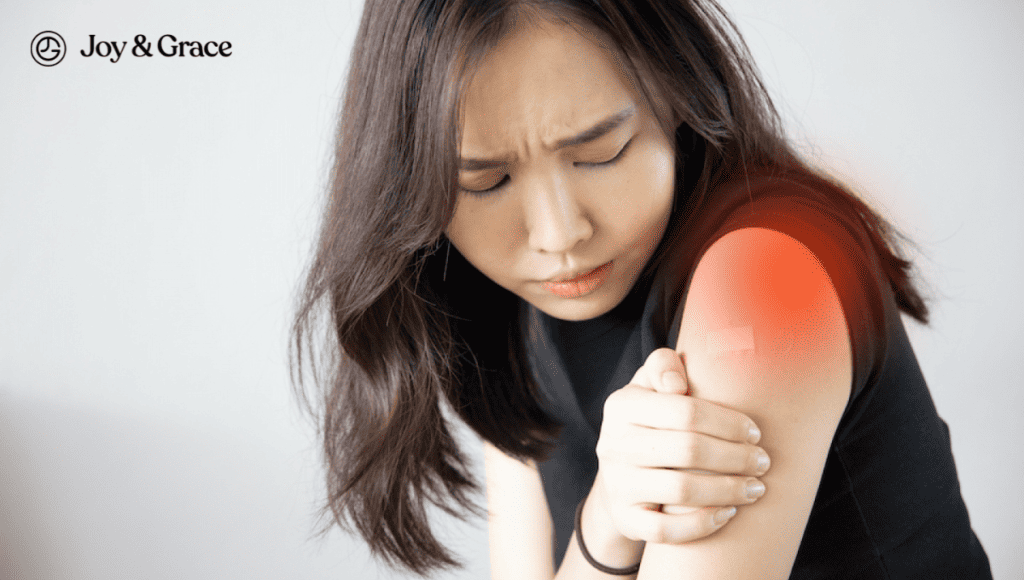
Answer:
[
  {"left": 640, "top": 227, "right": 853, "bottom": 579},
  {"left": 483, "top": 440, "right": 555, "bottom": 580}
]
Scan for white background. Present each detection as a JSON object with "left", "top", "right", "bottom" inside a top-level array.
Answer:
[{"left": 1, "top": 1, "right": 1021, "bottom": 578}]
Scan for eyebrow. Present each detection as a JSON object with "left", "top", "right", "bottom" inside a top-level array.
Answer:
[{"left": 459, "top": 106, "right": 636, "bottom": 171}]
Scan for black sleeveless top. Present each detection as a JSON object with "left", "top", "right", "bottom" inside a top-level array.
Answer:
[{"left": 522, "top": 173, "right": 992, "bottom": 578}]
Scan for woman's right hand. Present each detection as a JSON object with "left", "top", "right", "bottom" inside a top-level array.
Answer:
[{"left": 592, "top": 347, "right": 771, "bottom": 546}]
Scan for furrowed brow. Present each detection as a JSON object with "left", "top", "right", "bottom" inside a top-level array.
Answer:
[
  {"left": 551, "top": 107, "right": 635, "bottom": 150},
  {"left": 458, "top": 106, "right": 636, "bottom": 171}
]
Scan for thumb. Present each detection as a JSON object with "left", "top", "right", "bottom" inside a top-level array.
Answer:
[{"left": 651, "top": 349, "right": 689, "bottom": 395}]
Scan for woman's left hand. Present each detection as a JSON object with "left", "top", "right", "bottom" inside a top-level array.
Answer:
[
  {"left": 621, "top": 347, "right": 767, "bottom": 516},
  {"left": 591, "top": 347, "right": 770, "bottom": 549}
]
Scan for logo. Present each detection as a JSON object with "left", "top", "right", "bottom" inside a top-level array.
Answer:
[
  {"left": 30, "top": 31, "right": 234, "bottom": 65},
  {"left": 78, "top": 34, "right": 233, "bottom": 62},
  {"left": 31, "top": 31, "right": 66, "bottom": 67}
]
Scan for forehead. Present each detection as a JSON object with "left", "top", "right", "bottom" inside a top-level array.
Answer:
[{"left": 459, "top": 18, "right": 641, "bottom": 153}]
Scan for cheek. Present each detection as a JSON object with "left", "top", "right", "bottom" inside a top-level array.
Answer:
[
  {"left": 646, "top": 138, "right": 676, "bottom": 206},
  {"left": 446, "top": 206, "right": 483, "bottom": 261},
  {"left": 605, "top": 142, "right": 675, "bottom": 237},
  {"left": 446, "top": 199, "right": 519, "bottom": 276}
]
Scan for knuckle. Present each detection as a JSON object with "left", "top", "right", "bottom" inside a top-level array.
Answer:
[
  {"left": 603, "top": 389, "right": 629, "bottom": 418},
  {"left": 605, "top": 387, "right": 624, "bottom": 406},
  {"left": 595, "top": 435, "right": 623, "bottom": 462},
  {"left": 678, "top": 433, "right": 701, "bottom": 466},
  {"left": 602, "top": 394, "right": 618, "bottom": 418},
  {"left": 676, "top": 396, "right": 698, "bottom": 428},
  {"left": 675, "top": 477, "right": 695, "bottom": 505}
]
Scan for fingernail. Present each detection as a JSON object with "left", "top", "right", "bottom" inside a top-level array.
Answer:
[
  {"left": 747, "top": 423, "right": 761, "bottom": 444},
  {"left": 755, "top": 450, "right": 771, "bottom": 474},
  {"left": 745, "top": 479, "right": 765, "bottom": 500},
  {"left": 714, "top": 506, "right": 737, "bottom": 525}
]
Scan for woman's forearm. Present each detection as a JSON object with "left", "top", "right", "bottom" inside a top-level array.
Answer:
[{"left": 554, "top": 480, "right": 644, "bottom": 580}]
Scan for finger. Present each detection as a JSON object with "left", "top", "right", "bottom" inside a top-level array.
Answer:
[
  {"left": 621, "top": 428, "right": 769, "bottom": 476},
  {"left": 633, "top": 468, "right": 766, "bottom": 507},
  {"left": 620, "top": 388, "right": 762, "bottom": 445},
  {"left": 643, "top": 348, "right": 689, "bottom": 395},
  {"left": 624, "top": 504, "right": 737, "bottom": 544}
]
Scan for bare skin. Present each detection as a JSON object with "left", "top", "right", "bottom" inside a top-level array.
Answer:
[
  {"left": 452, "top": 15, "right": 852, "bottom": 580},
  {"left": 448, "top": 15, "right": 674, "bottom": 322}
]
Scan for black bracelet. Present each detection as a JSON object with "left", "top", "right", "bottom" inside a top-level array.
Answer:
[{"left": 574, "top": 499, "right": 641, "bottom": 576}]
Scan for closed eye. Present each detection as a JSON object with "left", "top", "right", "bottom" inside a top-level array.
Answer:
[
  {"left": 461, "top": 137, "right": 635, "bottom": 195},
  {"left": 461, "top": 174, "right": 510, "bottom": 197},
  {"left": 574, "top": 137, "right": 634, "bottom": 168}
]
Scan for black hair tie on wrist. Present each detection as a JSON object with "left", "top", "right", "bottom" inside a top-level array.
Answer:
[{"left": 574, "top": 499, "right": 641, "bottom": 576}]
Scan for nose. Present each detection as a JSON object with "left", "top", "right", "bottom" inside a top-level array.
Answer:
[{"left": 523, "top": 171, "right": 593, "bottom": 254}]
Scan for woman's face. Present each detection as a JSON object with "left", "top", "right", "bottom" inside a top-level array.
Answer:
[{"left": 446, "top": 17, "right": 676, "bottom": 321}]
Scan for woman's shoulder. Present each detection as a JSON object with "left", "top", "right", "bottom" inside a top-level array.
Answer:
[
  {"left": 661, "top": 169, "right": 895, "bottom": 407},
  {"left": 653, "top": 172, "right": 986, "bottom": 578},
  {"left": 642, "top": 180, "right": 856, "bottom": 579},
  {"left": 670, "top": 169, "right": 891, "bottom": 315},
  {"left": 695, "top": 169, "right": 878, "bottom": 252}
]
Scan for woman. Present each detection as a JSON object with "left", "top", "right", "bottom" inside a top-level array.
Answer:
[{"left": 291, "top": 0, "right": 991, "bottom": 578}]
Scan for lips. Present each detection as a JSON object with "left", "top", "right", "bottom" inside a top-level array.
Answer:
[{"left": 541, "top": 262, "right": 613, "bottom": 298}]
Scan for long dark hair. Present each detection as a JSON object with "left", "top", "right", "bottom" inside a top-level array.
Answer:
[{"left": 290, "top": 0, "right": 929, "bottom": 574}]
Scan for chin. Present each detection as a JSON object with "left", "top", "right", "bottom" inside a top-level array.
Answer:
[{"left": 531, "top": 290, "right": 623, "bottom": 321}]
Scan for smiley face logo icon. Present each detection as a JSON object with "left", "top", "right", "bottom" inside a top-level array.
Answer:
[{"left": 32, "top": 31, "right": 66, "bottom": 67}]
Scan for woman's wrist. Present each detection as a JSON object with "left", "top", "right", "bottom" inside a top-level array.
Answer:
[{"left": 579, "top": 477, "right": 645, "bottom": 570}]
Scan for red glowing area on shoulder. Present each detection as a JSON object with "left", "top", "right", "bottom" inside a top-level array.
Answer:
[{"left": 685, "top": 227, "right": 850, "bottom": 363}]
